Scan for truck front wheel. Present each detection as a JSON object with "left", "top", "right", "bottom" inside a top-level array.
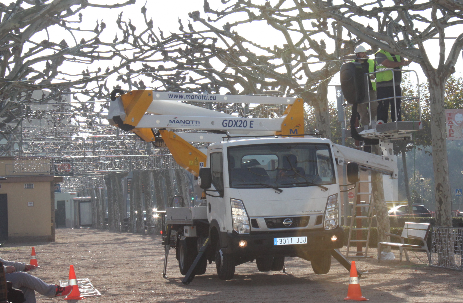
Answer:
[
  {"left": 256, "top": 256, "right": 274, "bottom": 272},
  {"left": 271, "top": 256, "right": 285, "bottom": 271},
  {"left": 311, "top": 252, "right": 331, "bottom": 274},
  {"left": 178, "top": 238, "right": 197, "bottom": 275},
  {"left": 216, "top": 248, "right": 235, "bottom": 280},
  {"left": 195, "top": 238, "right": 208, "bottom": 275}
]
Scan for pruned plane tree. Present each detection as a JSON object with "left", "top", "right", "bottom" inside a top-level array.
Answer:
[{"left": 302, "top": 0, "right": 463, "bottom": 228}]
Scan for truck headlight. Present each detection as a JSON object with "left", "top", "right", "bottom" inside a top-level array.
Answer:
[
  {"left": 231, "top": 199, "right": 250, "bottom": 234},
  {"left": 324, "top": 194, "right": 339, "bottom": 230}
]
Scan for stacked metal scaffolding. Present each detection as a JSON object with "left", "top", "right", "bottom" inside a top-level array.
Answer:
[{"left": 0, "top": 96, "right": 181, "bottom": 192}]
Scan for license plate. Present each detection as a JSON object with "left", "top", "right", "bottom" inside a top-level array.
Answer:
[{"left": 274, "top": 236, "right": 307, "bottom": 245}]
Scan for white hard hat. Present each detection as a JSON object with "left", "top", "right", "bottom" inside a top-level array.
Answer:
[{"left": 354, "top": 45, "right": 367, "bottom": 53}]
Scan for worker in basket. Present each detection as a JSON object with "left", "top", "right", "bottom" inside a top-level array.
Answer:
[
  {"left": 375, "top": 46, "right": 411, "bottom": 123},
  {"left": 353, "top": 45, "right": 377, "bottom": 128}
]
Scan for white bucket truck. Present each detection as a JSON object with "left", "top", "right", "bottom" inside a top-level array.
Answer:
[{"left": 107, "top": 90, "right": 397, "bottom": 281}]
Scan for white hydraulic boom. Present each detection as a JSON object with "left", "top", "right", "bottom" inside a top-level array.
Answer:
[
  {"left": 108, "top": 91, "right": 300, "bottom": 136},
  {"left": 107, "top": 90, "right": 397, "bottom": 178},
  {"left": 107, "top": 90, "right": 304, "bottom": 176}
]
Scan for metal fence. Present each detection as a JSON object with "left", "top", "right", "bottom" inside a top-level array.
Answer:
[{"left": 430, "top": 227, "right": 463, "bottom": 270}]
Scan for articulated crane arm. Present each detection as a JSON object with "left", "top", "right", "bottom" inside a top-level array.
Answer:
[
  {"left": 107, "top": 90, "right": 305, "bottom": 176},
  {"left": 158, "top": 129, "right": 207, "bottom": 177},
  {"left": 332, "top": 143, "right": 398, "bottom": 179}
]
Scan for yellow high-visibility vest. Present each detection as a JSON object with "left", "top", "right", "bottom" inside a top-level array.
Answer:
[{"left": 376, "top": 50, "right": 401, "bottom": 83}]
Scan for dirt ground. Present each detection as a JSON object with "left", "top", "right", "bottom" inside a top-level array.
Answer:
[{"left": 1, "top": 228, "right": 463, "bottom": 303}]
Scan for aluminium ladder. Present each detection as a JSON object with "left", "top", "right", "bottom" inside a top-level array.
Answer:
[{"left": 346, "top": 175, "right": 375, "bottom": 258}]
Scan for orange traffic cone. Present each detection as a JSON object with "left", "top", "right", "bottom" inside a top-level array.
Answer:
[
  {"left": 344, "top": 261, "right": 368, "bottom": 301},
  {"left": 65, "top": 265, "right": 84, "bottom": 300},
  {"left": 30, "top": 247, "right": 38, "bottom": 267}
]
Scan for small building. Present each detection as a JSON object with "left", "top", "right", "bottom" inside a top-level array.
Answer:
[
  {"left": 54, "top": 192, "right": 77, "bottom": 228},
  {"left": 0, "top": 157, "right": 62, "bottom": 242},
  {"left": 54, "top": 194, "right": 94, "bottom": 229},
  {"left": 72, "top": 197, "right": 93, "bottom": 228}
]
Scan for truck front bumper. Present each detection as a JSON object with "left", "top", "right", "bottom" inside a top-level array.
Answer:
[{"left": 219, "top": 226, "right": 344, "bottom": 257}]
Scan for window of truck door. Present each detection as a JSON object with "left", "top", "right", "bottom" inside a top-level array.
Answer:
[{"left": 210, "top": 152, "right": 224, "bottom": 196}]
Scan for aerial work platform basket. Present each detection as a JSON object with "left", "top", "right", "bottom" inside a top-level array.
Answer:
[
  {"left": 358, "top": 120, "right": 422, "bottom": 140},
  {"left": 341, "top": 64, "right": 422, "bottom": 143}
]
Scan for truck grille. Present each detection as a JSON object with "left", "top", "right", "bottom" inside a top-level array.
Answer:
[{"left": 264, "top": 216, "right": 310, "bottom": 229}]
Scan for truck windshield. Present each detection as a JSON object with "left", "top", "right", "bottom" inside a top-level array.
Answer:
[{"left": 228, "top": 143, "right": 336, "bottom": 189}]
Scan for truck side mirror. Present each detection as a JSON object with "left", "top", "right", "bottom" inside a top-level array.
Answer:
[
  {"left": 347, "top": 162, "right": 359, "bottom": 184},
  {"left": 198, "top": 168, "right": 212, "bottom": 189}
]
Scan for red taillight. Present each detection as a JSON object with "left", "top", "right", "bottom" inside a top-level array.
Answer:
[{"left": 160, "top": 231, "right": 163, "bottom": 235}]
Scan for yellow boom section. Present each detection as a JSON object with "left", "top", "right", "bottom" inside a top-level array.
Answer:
[
  {"left": 133, "top": 128, "right": 156, "bottom": 142},
  {"left": 275, "top": 98, "right": 305, "bottom": 137},
  {"left": 120, "top": 90, "right": 152, "bottom": 127},
  {"left": 159, "top": 130, "right": 206, "bottom": 177},
  {"left": 119, "top": 90, "right": 155, "bottom": 141}
]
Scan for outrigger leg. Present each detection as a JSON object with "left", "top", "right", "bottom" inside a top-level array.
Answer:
[
  {"left": 162, "top": 244, "right": 169, "bottom": 279},
  {"left": 162, "top": 218, "right": 171, "bottom": 279},
  {"left": 182, "top": 238, "right": 210, "bottom": 285},
  {"left": 331, "top": 249, "right": 363, "bottom": 277}
]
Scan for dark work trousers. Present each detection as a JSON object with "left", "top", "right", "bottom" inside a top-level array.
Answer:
[
  {"left": 376, "top": 85, "right": 402, "bottom": 122},
  {"left": 6, "top": 272, "right": 56, "bottom": 303}
]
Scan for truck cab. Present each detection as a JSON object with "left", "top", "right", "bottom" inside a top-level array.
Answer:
[{"left": 197, "top": 136, "right": 343, "bottom": 279}]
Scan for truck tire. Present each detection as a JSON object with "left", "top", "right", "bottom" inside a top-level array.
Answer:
[
  {"left": 216, "top": 248, "right": 235, "bottom": 280},
  {"left": 178, "top": 238, "right": 197, "bottom": 275},
  {"left": 256, "top": 256, "right": 274, "bottom": 272},
  {"left": 194, "top": 237, "right": 208, "bottom": 275},
  {"left": 271, "top": 256, "right": 285, "bottom": 271},
  {"left": 195, "top": 255, "right": 208, "bottom": 275},
  {"left": 311, "top": 252, "right": 331, "bottom": 274}
]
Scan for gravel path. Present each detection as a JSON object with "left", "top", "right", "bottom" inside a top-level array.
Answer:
[{"left": 1, "top": 228, "right": 463, "bottom": 302}]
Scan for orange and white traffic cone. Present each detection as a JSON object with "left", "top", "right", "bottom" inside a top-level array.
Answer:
[
  {"left": 30, "top": 247, "right": 38, "bottom": 267},
  {"left": 65, "top": 265, "right": 84, "bottom": 300},
  {"left": 344, "top": 261, "right": 368, "bottom": 301}
]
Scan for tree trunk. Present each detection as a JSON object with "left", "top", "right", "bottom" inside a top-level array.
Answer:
[
  {"left": 135, "top": 171, "right": 144, "bottom": 234},
  {"left": 175, "top": 169, "right": 191, "bottom": 206},
  {"left": 371, "top": 146, "right": 391, "bottom": 247},
  {"left": 103, "top": 176, "right": 111, "bottom": 230},
  {"left": 166, "top": 168, "right": 175, "bottom": 207},
  {"left": 314, "top": 81, "right": 332, "bottom": 140},
  {"left": 129, "top": 171, "right": 138, "bottom": 233},
  {"left": 142, "top": 170, "right": 153, "bottom": 233},
  {"left": 91, "top": 186, "right": 97, "bottom": 229},
  {"left": 428, "top": 79, "right": 452, "bottom": 227},
  {"left": 96, "top": 187, "right": 104, "bottom": 229},
  {"left": 427, "top": 76, "right": 454, "bottom": 266},
  {"left": 401, "top": 148, "right": 412, "bottom": 209},
  {"left": 117, "top": 173, "right": 127, "bottom": 232},
  {"left": 106, "top": 173, "right": 116, "bottom": 232},
  {"left": 153, "top": 169, "right": 165, "bottom": 210}
]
